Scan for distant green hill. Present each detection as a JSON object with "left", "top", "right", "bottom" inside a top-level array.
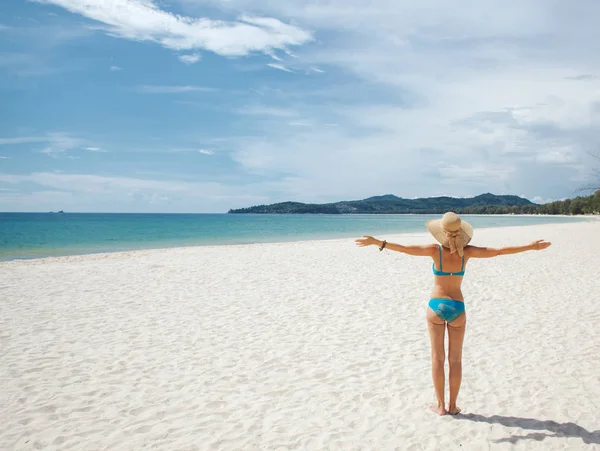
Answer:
[{"left": 228, "top": 193, "right": 540, "bottom": 214}]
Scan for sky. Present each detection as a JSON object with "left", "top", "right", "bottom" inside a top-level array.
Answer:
[{"left": 1, "top": 0, "right": 599, "bottom": 213}]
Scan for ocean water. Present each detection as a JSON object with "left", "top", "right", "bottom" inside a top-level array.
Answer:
[{"left": 0, "top": 213, "right": 593, "bottom": 261}]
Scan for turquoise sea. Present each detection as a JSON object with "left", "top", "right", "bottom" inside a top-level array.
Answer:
[{"left": 0, "top": 213, "right": 592, "bottom": 261}]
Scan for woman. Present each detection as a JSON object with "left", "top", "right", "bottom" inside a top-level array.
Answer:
[{"left": 355, "top": 212, "right": 551, "bottom": 416}]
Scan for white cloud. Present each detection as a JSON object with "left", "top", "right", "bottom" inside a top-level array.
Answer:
[
  {"left": 186, "top": 0, "right": 600, "bottom": 201},
  {"left": 0, "top": 136, "right": 50, "bottom": 145},
  {"left": 109, "top": 65, "right": 122, "bottom": 71},
  {"left": 39, "top": 133, "right": 84, "bottom": 157},
  {"left": 224, "top": 95, "right": 595, "bottom": 202},
  {"left": 0, "top": 156, "right": 9, "bottom": 159},
  {"left": 0, "top": 172, "right": 268, "bottom": 212},
  {"left": 535, "top": 147, "right": 577, "bottom": 164},
  {"left": 565, "top": 74, "right": 599, "bottom": 81},
  {"left": 136, "top": 85, "right": 215, "bottom": 93},
  {"left": 0, "top": 133, "right": 106, "bottom": 157},
  {"left": 178, "top": 53, "right": 201, "bottom": 64},
  {"left": 171, "top": 148, "right": 215, "bottom": 155},
  {"left": 435, "top": 163, "right": 515, "bottom": 183},
  {"left": 531, "top": 196, "right": 557, "bottom": 204},
  {"left": 32, "top": 0, "right": 313, "bottom": 57},
  {"left": 0, "top": 172, "right": 196, "bottom": 193},
  {"left": 309, "top": 66, "right": 324, "bottom": 73},
  {"left": 266, "top": 63, "right": 293, "bottom": 72},
  {"left": 266, "top": 51, "right": 283, "bottom": 61}
]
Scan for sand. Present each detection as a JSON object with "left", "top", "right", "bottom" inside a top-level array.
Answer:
[{"left": 1, "top": 221, "right": 599, "bottom": 450}]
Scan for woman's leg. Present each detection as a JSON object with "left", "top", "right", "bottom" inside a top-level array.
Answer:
[
  {"left": 426, "top": 307, "right": 447, "bottom": 415},
  {"left": 447, "top": 311, "right": 466, "bottom": 414}
]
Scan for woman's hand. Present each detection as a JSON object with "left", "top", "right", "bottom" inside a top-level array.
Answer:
[
  {"left": 530, "top": 239, "right": 552, "bottom": 250},
  {"left": 355, "top": 235, "right": 379, "bottom": 247}
]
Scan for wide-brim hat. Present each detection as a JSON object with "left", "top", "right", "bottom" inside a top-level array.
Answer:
[{"left": 426, "top": 212, "right": 473, "bottom": 256}]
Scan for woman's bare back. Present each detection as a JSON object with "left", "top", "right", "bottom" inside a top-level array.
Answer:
[{"left": 431, "top": 244, "right": 468, "bottom": 300}]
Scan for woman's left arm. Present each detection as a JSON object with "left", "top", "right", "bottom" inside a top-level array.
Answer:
[{"left": 355, "top": 236, "right": 437, "bottom": 256}]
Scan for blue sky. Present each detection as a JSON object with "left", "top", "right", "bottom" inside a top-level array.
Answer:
[{"left": 1, "top": 0, "right": 599, "bottom": 212}]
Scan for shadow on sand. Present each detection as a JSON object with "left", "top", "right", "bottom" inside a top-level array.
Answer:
[{"left": 454, "top": 413, "right": 600, "bottom": 445}]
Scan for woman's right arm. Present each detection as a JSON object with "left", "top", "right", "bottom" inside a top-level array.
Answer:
[
  {"left": 467, "top": 240, "right": 551, "bottom": 258},
  {"left": 355, "top": 236, "right": 437, "bottom": 256}
]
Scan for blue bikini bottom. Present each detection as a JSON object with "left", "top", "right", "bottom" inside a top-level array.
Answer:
[{"left": 428, "top": 298, "right": 465, "bottom": 323}]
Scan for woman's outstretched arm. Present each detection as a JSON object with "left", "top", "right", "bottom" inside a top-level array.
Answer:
[
  {"left": 355, "top": 236, "right": 437, "bottom": 256},
  {"left": 466, "top": 239, "right": 551, "bottom": 258}
]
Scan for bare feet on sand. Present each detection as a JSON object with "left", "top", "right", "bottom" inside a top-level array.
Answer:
[
  {"left": 447, "top": 406, "right": 461, "bottom": 415},
  {"left": 429, "top": 403, "right": 447, "bottom": 416}
]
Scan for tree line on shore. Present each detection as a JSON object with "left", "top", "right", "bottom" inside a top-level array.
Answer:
[
  {"left": 455, "top": 191, "right": 600, "bottom": 215},
  {"left": 229, "top": 191, "right": 600, "bottom": 215}
]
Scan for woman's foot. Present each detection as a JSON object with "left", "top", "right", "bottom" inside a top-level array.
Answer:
[
  {"left": 447, "top": 405, "right": 461, "bottom": 415},
  {"left": 429, "top": 403, "right": 447, "bottom": 416}
]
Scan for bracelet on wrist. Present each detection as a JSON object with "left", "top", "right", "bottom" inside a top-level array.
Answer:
[{"left": 379, "top": 240, "right": 387, "bottom": 251}]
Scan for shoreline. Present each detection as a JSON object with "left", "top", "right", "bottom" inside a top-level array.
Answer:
[{"left": 1, "top": 219, "right": 595, "bottom": 264}]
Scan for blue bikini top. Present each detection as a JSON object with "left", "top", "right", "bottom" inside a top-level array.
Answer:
[{"left": 432, "top": 245, "right": 465, "bottom": 276}]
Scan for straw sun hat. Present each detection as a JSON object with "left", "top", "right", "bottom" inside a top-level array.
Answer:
[{"left": 426, "top": 212, "right": 473, "bottom": 257}]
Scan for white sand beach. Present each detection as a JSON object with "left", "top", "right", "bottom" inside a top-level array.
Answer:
[{"left": 1, "top": 220, "right": 599, "bottom": 450}]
